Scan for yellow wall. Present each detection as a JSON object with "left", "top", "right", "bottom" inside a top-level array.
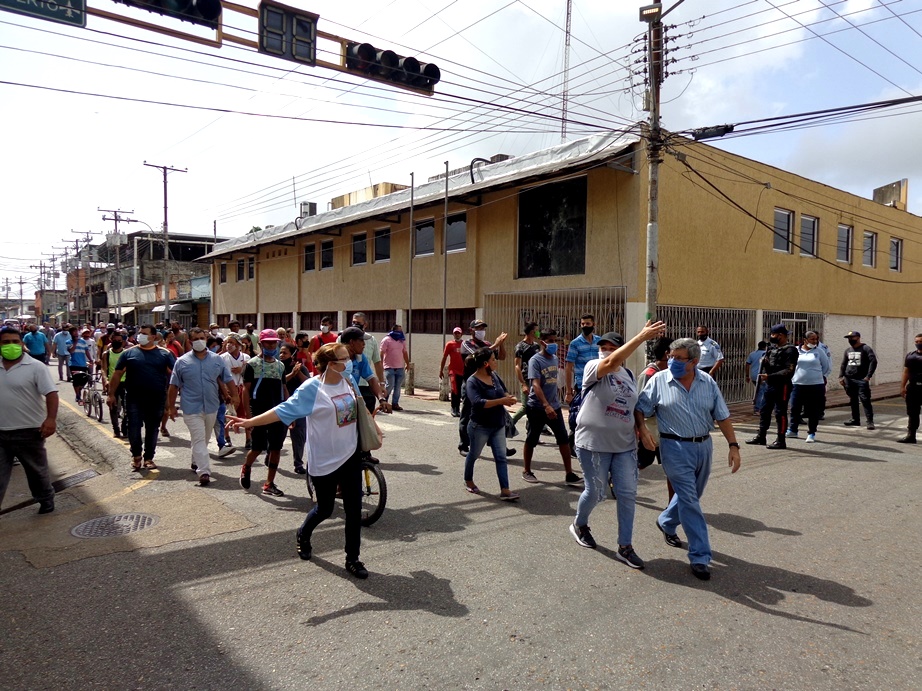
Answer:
[{"left": 213, "top": 257, "right": 257, "bottom": 314}]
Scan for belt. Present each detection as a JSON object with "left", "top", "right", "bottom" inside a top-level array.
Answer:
[{"left": 660, "top": 432, "right": 710, "bottom": 443}]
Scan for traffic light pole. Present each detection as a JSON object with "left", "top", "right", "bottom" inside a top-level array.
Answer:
[{"left": 144, "top": 163, "right": 186, "bottom": 324}]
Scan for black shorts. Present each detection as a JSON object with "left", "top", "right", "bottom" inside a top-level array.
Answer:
[
  {"left": 71, "top": 368, "right": 89, "bottom": 387},
  {"left": 525, "top": 406, "right": 568, "bottom": 447},
  {"left": 251, "top": 420, "right": 287, "bottom": 452}
]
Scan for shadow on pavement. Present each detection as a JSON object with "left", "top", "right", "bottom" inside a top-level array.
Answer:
[
  {"left": 642, "top": 550, "right": 872, "bottom": 634},
  {"left": 378, "top": 461, "right": 442, "bottom": 476},
  {"left": 302, "top": 559, "right": 469, "bottom": 626},
  {"left": 704, "top": 512, "right": 801, "bottom": 538}
]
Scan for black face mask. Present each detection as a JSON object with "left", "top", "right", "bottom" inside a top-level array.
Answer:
[
  {"left": 581, "top": 326, "right": 594, "bottom": 336},
  {"left": 111, "top": 341, "right": 123, "bottom": 350},
  {"left": 848, "top": 339, "right": 860, "bottom": 346},
  {"left": 769, "top": 336, "right": 780, "bottom": 344},
  {"left": 352, "top": 322, "right": 364, "bottom": 331}
]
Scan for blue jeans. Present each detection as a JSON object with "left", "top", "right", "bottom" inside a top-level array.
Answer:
[
  {"left": 214, "top": 403, "right": 227, "bottom": 448},
  {"left": 126, "top": 398, "right": 165, "bottom": 460},
  {"left": 465, "top": 421, "right": 509, "bottom": 490},
  {"left": 384, "top": 367, "right": 405, "bottom": 406},
  {"left": 574, "top": 447, "right": 638, "bottom": 546},
  {"left": 658, "top": 437, "right": 714, "bottom": 565},
  {"left": 752, "top": 380, "right": 766, "bottom": 411}
]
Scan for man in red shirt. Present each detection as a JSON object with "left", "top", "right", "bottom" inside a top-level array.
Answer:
[
  {"left": 308, "top": 316, "right": 338, "bottom": 356},
  {"left": 439, "top": 327, "right": 466, "bottom": 417}
]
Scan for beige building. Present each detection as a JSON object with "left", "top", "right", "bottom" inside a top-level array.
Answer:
[{"left": 203, "top": 132, "right": 922, "bottom": 402}]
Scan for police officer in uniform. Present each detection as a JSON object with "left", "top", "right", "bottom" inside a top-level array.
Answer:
[
  {"left": 898, "top": 333, "right": 922, "bottom": 444},
  {"left": 746, "top": 324, "right": 798, "bottom": 450}
]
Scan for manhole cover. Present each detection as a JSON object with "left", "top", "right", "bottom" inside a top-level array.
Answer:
[{"left": 71, "top": 513, "right": 159, "bottom": 539}]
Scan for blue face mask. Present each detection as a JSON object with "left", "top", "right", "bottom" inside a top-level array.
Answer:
[
  {"left": 668, "top": 357, "right": 689, "bottom": 378},
  {"left": 545, "top": 343, "right": 558, "bottom": 356},
  {"left": 343, "top": 359, "right": 354, "bottom": 376},
  {"left": 261, "top": 347, "right": 279, "bottom": 359}
]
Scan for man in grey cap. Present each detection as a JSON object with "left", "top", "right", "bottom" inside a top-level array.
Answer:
[
  {"left": 839, "top": 330, "right": 877, "bottom": 430},
  {"left": 746, "top": 324, "right": 798, "bottom": 449}
]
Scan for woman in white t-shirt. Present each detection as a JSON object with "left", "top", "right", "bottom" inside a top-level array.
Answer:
[{"left": 226, "top": 343, "right": 369, "bottom": 580}]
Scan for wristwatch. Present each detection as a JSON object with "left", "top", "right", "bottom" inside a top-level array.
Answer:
[{"left": 728, "top": 442, "right": 740, "bottom": 449}]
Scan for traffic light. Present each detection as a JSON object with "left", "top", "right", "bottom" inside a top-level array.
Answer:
[
  {"left": 258, "top": 0, "right": 318, "bottom": 65},
  {"left": 345, "top": 42, "right": 440, "bottom": 95},
  {"left": 111, "top": 0, "right": 222, "bottom": 29}
]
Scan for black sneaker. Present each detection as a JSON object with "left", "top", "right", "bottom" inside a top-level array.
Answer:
[
  {"left": 262, "top": 482, "right": 284, "bottom": 497},
  {"left": 843, "top": 419, "right": 860, "bottom": 427},
  {"left": 656, "top": 519, "right": 683, "bottom": 548},
  {"left": 691, "top": 563, "right": 711, "bottom": 580},
  {"left": 296, "top": 527, "right": 311, "bottom": 560},
  {"left": 745, "top": 436, "right": 766, "bottom": 445},
  {"left": 767, "top": 439, "right": 786, "bottom": 450},
  {"left": 37, "top": 500, "right": 55, "bottom": 515},
  {"left": 345, "top": 560, "right": 369, "bottom": 579},
  {"left": 506, "top": 447, "right": 516, "bottom": 457},
  {"left": 897, "top": 435, "right": 917, "bottom": 444},
  {"left": 866, "top": 422, "right": 876, "bottom": 430},
  {"left": 458, "top": 444, "right": 469, "bottom": 456},
  {"left": 569, "top": 522, "right": 596, "bottom": 549},
  {"left": 239, "top": 465, "right": 251, "bottom": 489},
  {"left": 615, "top": 545, "right": 645, "bottom": 569},
  {"left": 191, "top": 462, "right": 198, "bottom": 473},
  {"left": 565, "top": 472, "right": 584, "bottom": 487},
  {"left": 294, "top": 463, "right": 306, "bottom": 475}
]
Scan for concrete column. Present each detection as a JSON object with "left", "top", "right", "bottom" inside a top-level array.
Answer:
[
  {"left": 337, "top": 310, "right": 347, "bottom": 332},
  {"left": 291, "top": 310, "right": 298, "bottom": 332},
  {"left": 624, "top": 301, "right": 647, "bottom": 375},
  {"left": 396, "top": 309, "right": 407, "bottom": 329},
  {"left": 755, "top": 309, "right": 764, "bottom": 343}
]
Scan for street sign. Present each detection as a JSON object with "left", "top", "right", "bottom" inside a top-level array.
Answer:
[
  {"left": 258, "top": 0, "right": 317, "bottom": 66},
  {"left": 0, "top": 0, "right": 86, "bottom": 27}
]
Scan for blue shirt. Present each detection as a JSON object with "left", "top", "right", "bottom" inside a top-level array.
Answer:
[
  {"left": 792, "top": 346, "right": 831, "bottom": 386},
  {"left": 696, "top": 337, "right": 724, "bottom": 370},
  {"left": 745, "top": 348, "right": 765, "bottom": 383},
  {"left": 71, "top": 338, "right": 91, "bottom": 368},
  {"left": 637, "top": 369, "right": 730, "bottom": 437},
  {"left": 23, "top": 331, "right": 48, "bottom": 356},
  {"left": 170, "top": 351, "right": 233, "bottom": 414},
  {"left": 565, "top": 333, "right": 601, "bottom": 389},
  {"left": 53, "top": 331, "right": 72, "bottom": 356},
  {"left": 527, "top": 351, "right": 561, "bottom": 409},
  {"left": 349, "top": 353, "right": 375, "bottom": 389}
]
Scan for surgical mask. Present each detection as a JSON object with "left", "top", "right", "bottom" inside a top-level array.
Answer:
[
  {"left": 262, "top": 347, "right": 279, "bottom": 359},
  {"left": 474, "top": 330, "right": 486, "bottom": 341},
  {"left": 321, "top": 325, "right": 330, "bottom": 334},
  {"left": 805, "top": 343, "right": 816, "bottom": 350},
  {"left": 545, "top": 343, "right": 559, "bottom": 356},
  {"left": 599, "top": 349, "right": 615, "bottom": 359},
  {"left": 1, "top": 344, "right": 23, "bottom": 360},
  {"left": 192, "top": 340, "right": 207, "bottom": 352},
  {"left": 137, "top": 334, "right": 151, "bottom": 346},
  {"left": 668, "top": 357, "right": 689, "bottom": 377},
  {"left": 581, "top": 326, "right": 594, "bottom": 336},
  {"left": 343, "top": 359, "right": 354, "bottom": 376}
]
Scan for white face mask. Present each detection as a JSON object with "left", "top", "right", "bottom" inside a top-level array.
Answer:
[
  {"left": 474, "top": 330, "right": 486, "bottom": 341},
  {"left": 805, "top": 343, "right": 816, "bottom": 350},
  {"left": 192, "top": 340, "right": 208, "bottom": 352},
  {"left": 320, "top": 325, "right": 330, "bottom": 334},
  {"left": 137, "top": 334, "right": 150, "bottom": 346}
]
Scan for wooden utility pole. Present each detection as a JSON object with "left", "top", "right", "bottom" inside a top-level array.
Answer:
[{"left": 144, "top": 162, "right": 187, "bottom": 323}]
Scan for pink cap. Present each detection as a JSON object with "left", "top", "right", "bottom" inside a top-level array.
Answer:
[{"left": 258, "top": 328, "right": 281, "bottom": 341}]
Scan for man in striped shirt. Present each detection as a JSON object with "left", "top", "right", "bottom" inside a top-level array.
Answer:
[{"left": 635, "top": 337, "right": 741, "bottom": 581}]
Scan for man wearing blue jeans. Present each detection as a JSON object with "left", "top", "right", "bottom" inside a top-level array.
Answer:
[{"left": 635, "top": 337, "right": 741, "bottom": 581}]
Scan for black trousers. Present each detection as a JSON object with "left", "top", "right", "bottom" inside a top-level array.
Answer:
[
  {"left": 789, "top": 383, "right": 824, "bottom": 435},
  {"left": 458, "top": 376, "right": 472, "bottom": 448},
  {"left": 844, "top": 377, "right": 874, "bottom": 423},
  {"left": 0, "top": 428, "right": 54, "bottom": 509},
  {"left": 450, "top": 374, "right": 464, "bottom": 412},
  {"left": 758, "top": 381, "right": 791, "bottom": 438},
  {"left": 906, "top": 383, "right": 922, "bottom": 433},
  {"left": 301, "top": 445, "right": 362, "bottom": 562}
]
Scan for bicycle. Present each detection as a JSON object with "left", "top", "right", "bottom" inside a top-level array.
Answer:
[
  {"left": 82, "top": 371, "right": 105, "bottom": 423},
  {"left": 307, "top": 458, "right": 387, "bottom": 527}
]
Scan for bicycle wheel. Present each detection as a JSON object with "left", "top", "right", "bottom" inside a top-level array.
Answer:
[
  {"left": 359, "top": 461, "right": 387, "bottom": 527},
  {"left": 83, "top": 388, "right": 93, "bottom": 416},
  {"left": 94, "top": 392, "right": 105, "bottom": 423}
]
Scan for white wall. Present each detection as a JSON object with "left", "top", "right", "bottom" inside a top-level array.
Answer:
[{"left": 824, "top": 314, "right": 910, "bottom": 384}]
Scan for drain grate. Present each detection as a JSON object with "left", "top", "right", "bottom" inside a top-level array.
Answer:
[
  {"left": 71, "top": 513, "right": 159, "bottom": 539},
  {"left": 52, "top": 468, "right": 100, "bottom": 493}
]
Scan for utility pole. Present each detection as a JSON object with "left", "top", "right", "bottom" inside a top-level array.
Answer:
[
  {"left": 17, "top": 275, "right": 25, "bottom": 317},
  {"left": 99, "top": 208, "right": 138, "bottom": 323},
  {"left": 42, "top": 252, "right": 59, "bottom": 320},
  {"left": 66, "top": 231, "right": 97, "bottom": 324},
  {"left": 144, "top": 162, "right": 187, "bottom": 323},
  {"left": 29, "top": 261, "right": 45, "bottom": 320},
  {"left": 561, "top": 0, "right": 572, "bottom": 142}
]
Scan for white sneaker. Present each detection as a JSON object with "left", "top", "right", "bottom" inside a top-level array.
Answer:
[
  {"left": 217, "top": 446, "right": 235, "bottom": 457},
  {"left": 805, "top": 434, "right": 816, "bottom": 444},
  {"left": 785, "top": 429, "right": 798, "bottom": 438}
]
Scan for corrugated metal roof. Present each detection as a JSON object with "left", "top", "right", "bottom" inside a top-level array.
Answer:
[{"left": 202, "top": 131, "right": 640, "bottom": 260}]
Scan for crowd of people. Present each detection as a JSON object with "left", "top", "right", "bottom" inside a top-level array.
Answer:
[{"left": 2, "top": 311, "right": 921, "bottom": 584}]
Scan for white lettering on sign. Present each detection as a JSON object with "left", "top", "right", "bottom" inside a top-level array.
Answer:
[{"left": 15, "top": 0, "right": 77, "bottom": 17}]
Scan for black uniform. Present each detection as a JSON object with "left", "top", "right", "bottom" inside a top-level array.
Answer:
[
  {"left": 756, "top": 343, "right": 799, "bottom": 441},
  {"left": 903, "top": 349, "right": 922, "bottom": 437}
]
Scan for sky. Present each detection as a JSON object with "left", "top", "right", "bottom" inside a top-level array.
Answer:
[{"left": 1, "top": 0, "right": 921, "bottom": 304}]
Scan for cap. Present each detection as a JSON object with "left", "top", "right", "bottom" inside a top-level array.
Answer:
[
  {"left": 106, "top": 323, "right": 115, "bottom": 329},
  {"left": 245, "top": 323, "right": 254, "bottom": 329},
  {"left": 769, "top": 324, "right": 788, "bottom": 335},
  {"left": 339, "top": 326, "right": 366, "bottom": 343},
  {"left": 452, "top": 327, "right": 463, "bottom": 334},
  {"left": 258, "top": 328, "right": 281, "bottom": 342},
  {"left": 209, "top": 323, "right": 219, "bottom": 329},
  {"left": 597, "top": 331, "right": 624, "bottom": 347},
  {"left": 470, "top": 319, "right": 487, "bottom": 329},
  {"left": 82, "top": 328, "right": 93, "bottom": 335},
  {"left": 844, "top": 330, "right": 861, "bottom": 338}
]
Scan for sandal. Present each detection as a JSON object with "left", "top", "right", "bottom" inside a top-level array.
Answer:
[
  {"left": 143, "top": 459, "right": 158, "bottom": 469},
  {"left": 160, "top": 428, "right": 170, "bottom": 437},
  {"left": 500, "top": 492, "right": 520, "bottom": 502},
  {"left": 131, "top": 458, "right": 142, "bottom": 471},
  {"left": 465, "top": 484, "right": 480, "bottom": 494}
]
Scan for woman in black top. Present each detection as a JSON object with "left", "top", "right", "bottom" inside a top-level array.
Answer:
[
  {"left": 280, "top": 343, "right": 308, "bottom": 474},
  {"left": 464, "top": 348, "right": 519, "bottom": 500}
]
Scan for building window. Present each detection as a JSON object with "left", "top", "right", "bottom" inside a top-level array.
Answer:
[
  {"left": 303, "top": 244, "right": 316, "bottom": 272},
  {"left": 862, "top": 231, "right": 877, "bottom": 268},
  {"left": 219, "top": 263, "right": 227, "bottom": 283},
  {"left": 518, "top": 176, "right": 587, "bottom": 278},
  {"left": 215, "top": 313, "right": 230, "bottom": 327},
  {"left": 773, "top": 209, "right": 792, "bottom": 253},
  {"left": 299, "top": 312, "right": 338, "bottom": 332},
  {"left": 262, "top": 312, "right": 290, "bottom": 330},
  {"left": 320, "top": 240, "right": 334, "bottom": 270},
  {"left": 374, "top": 228, "right": 390, "bottom": 262},
  {"left": 346, "top": 309, "right": 393, "bottom": 332},
  {"left": 415, "top": 220, "right": 435, "bottom": 257},
  {"left": 236, "top": 259, "right": 245, "bottom": 282},
  {"left": 837, "top": 225, "right": 852, "bottom": 264},
  {"left": 890, "top": 237, "right": 903, "bottom": 272},
  {"left": 247, "top": 256, "right": 255, "bottom": 280},
  {"left": 409, "top": 308, "right": 476, "bottom": 334},
  {"left": 352, "top": 232, "right": 367, "bottom": 266},
  {"left": 446, "top": 213, "right": 467, "bottom": 252},
  {"left": 800, "top": 215, "right": 817, "bottom": 257}
]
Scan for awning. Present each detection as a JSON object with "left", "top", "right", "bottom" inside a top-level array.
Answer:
[
  {"left": 119, "top": 308, "right": 136, "bottom": 320},
  {"left": 150, "top": 304, "right": 184, "bottom": 313}
]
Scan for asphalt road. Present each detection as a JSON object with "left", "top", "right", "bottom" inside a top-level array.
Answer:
[{"left": 1, "top": 373, "right": 920, "bottom": 690}]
